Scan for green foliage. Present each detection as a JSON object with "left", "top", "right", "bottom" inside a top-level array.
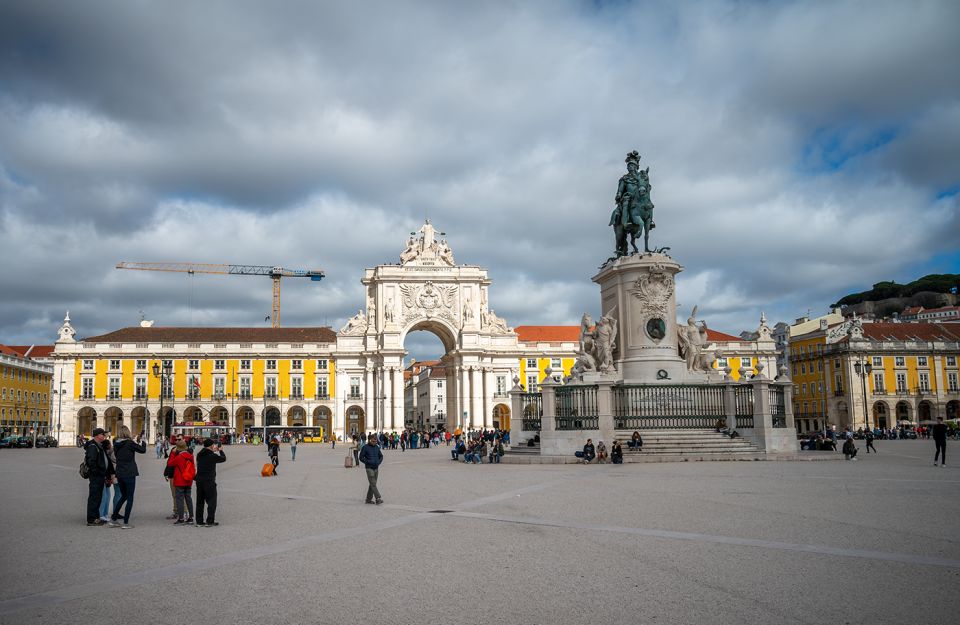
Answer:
[{"left": 833, "top": 274, "right": 960, "bottom": 306}]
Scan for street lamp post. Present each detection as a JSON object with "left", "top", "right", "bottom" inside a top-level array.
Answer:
[
  {"left": 152, "top": 361, "right": 173, "bottom": 444},
  {"left": 853, "top": 357, "right": 873, "bottom": 432}
]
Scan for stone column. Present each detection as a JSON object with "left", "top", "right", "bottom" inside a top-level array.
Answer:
[
  {"left": 458, "top": 366, "right": 469, "bottom": 431},
  {"left": 469, "top": 367, "right": 479, "bottom": 430},
  {"left": 392, "top": 366, "right": 404, "bottom": 431},
  {"left": 596, "top": 381, "right": 615, "bottom": 445},
  {"left": 538, "top": 379, "right": 557, "bottom": 454},
  {"left": 364, "top": 368, "right": 374, "bottom": 434},
  {"left": 482, "top": 368, "right": 493, "bottom": 429},
  {"left": 380, "top": 367, "right": 391, "bottom": 433},
  {"left": 723, "top": 382, "right": 737, "bottom": 432}
]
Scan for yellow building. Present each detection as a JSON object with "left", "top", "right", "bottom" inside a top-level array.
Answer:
[
  {"left": 53, "top": 326, "right": 339, "bottom": 441},
  {"left": 0, "top": 345, "right": 54, "bottom": 437},
  {"left": 791, "top": 320, "right": 960, "bottom": 432}
]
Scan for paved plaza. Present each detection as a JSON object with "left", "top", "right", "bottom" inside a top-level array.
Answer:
[{"left": 1, "top": 441, "right": 958, "bottom": 624}]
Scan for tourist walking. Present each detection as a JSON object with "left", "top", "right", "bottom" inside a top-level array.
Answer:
[
  {"left": 290, "top": 434, "right": 298, "bottom": 461},
  {"left": 268, "top": 437, "right": 280, "bottom": 475},
  {"left": 865, "top": 430, "right": 877, "bottom": 454},
  {"left": 352, "top": 436, "right": 361, "bottom": 467},
  {"left": 154, "top": 437, "right": 163, "bottom": 459},
  {"left": 195, "top": 438, "right": 226, "bottom": 527},
  {"left": 359, "top": 434, "right": 384, "bottom": 504},
  {"left": 171, "top": 440, "right": 196, "bottom": 524},
  {"left": 110, "top": 426, "right": 146, "bottom": 528},
  {"left": 933, "top": 416, "right": 947, "bottom": 466},
  {"left": 84, "top": 428, "right": 113, "bottom": 526}
]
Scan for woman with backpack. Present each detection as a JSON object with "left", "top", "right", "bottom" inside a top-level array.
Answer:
[
  {"left": 171, "top": 440, "right": 196, "bottom": 524},
  {"left": 110, "top": 426, "right": 146, "bottom": 528}
]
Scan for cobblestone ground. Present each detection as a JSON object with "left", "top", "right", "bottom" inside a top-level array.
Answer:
[{"left": 0, "top": 439, "right": 958, "bottom": 625}]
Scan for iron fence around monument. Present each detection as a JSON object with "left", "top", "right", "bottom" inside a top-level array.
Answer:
[
  {"left": 613, "top": 384, "right": 725, "bottom": 430},
  {"left": 734, "top": 386, "right": 755, "bottom": 428},
  {"left": 555, "top": 385, "right": 599, "bottom": 430},
  {"left": 520, "top": 392, "right": 542, "bottom": 431},
  {"left": 770, "top": 386, "right": 787, "bottom": 428}
]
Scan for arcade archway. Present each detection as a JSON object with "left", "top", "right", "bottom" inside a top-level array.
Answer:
[
  {"left": 265, "top": 406, "right": 281, "bottom": 427},
  {"left": 493, "top": 403, "right": 510, "bottom": 431},
  {"left": 287, "top": 405, "right": 306, "bottom": 427},
  {"left": 313, "top": 406, "right": 332, "bottom": 439},
  {"left": 77, "top": 407, "right": 97, "bottom": 437},
  {"left": 104, "top": 406, "right": 123, "bottom": 437},
  {"left": 346, "top": 405, "right": 365, "bottom": 437},
  {"left": 872, "top": 402, "right": 888, "bottom": 430}
]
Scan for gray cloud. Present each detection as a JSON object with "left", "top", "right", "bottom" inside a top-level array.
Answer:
[{"left": 1, "top": 0, "right": 958, "bottom": 358}]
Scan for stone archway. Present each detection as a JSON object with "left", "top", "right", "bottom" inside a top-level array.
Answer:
[
  {"left": 104, "top": 406, "right": 124, "bottom": 437},
  {"left": 184, "top": 406, "right": 205, "bottom": 422},
  {"left": 346, "top": 405, "right": 365, "bottom": 437},
  {"left": 265, "top": 406, "right": 281, "bottom": 427},
  {"left": 872, "top": 402, "right": 889, "bottom": 430},
  {"left": 130, "top": 406, "right": 148, "bottom": 437},
  {"left": 210, "top": 406, "right": 229, "bottom": 424},
  {"left": 918, "top": 400, "right": 934, "bottom": 422},
  {"left": 947, "top": 400, "right": 959, "bottom": 420},
  {"left": 895, "top": 401, "right": 911, "bottom": 423},
  {"left": 493, "top": 403, "right": 510, "bottom": 431},
  {"left": 333, "top": 221, "right": 524, "bottom": 441},
  {"left": 77, "top": 407, "right": 97, "bottom": 437},
  {"left": 313, "top": 406, "right": 332, "bottom": 440},
  {"left": 287, "top": 405, "right": 306, "bottom": 427},
  {"left": 235, "top": 406, "right": 255, "bottom": 434}
]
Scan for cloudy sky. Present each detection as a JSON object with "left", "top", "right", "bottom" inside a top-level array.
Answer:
[{"left": 1, "top": 0, "right": 958, "bottom": 361}]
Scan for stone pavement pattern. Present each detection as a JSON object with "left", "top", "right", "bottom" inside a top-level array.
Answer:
[{"left": 0, "top": 441, "right": 958, "bottom": 624}]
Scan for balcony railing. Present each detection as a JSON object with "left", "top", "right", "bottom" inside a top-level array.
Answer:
[
  {"left": 316, "top": 394, "right": 330, "bottom": 400},
  {"left": 264, "top": 392, "right": 277, "bottom": 399},
  {"left": 238, "top": 392, "right": 251, "bottom": 399},
  {"left": 289, "top": 393, "right": 303, "bottom": 400}
]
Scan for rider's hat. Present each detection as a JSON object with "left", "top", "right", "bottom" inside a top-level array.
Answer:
[{"left": 625, "top": 150, "right": 641, "bottom": 165}]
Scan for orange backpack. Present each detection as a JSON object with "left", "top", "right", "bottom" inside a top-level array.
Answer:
[{"left": 261, "top": 463, "right": 274, "bottom": 477}]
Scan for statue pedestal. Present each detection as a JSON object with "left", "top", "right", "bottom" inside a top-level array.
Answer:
[{"left": 592, "top": 253, "right": 703, "bottom": 383}]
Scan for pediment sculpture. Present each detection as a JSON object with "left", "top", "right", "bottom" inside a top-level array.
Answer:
[{"left": 339, "top": 309, "right": 368, "bottom": 336}]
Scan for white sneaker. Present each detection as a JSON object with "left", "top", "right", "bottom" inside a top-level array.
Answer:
[
  {"left": 121, "top": 523, "right": 134, "bottom": 529},
  {"left": 935, "top": 462, "right": 940, "bottom": 466}
]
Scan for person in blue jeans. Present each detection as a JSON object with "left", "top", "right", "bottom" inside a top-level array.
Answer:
[
  {"left": 110, "top": 426, "right": 146, "bottom": 528},
  {"left": 99, "top": 438, "right": 122, "bottom": 521}
]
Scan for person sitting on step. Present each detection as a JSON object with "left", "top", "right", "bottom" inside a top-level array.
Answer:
[{"left": 628, "top": 430, "right": 643, "bottom": 452}]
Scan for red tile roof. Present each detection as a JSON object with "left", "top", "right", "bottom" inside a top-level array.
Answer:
[
  {"left": 861, "top": 322, "right": 960, "bottom": 342},
  {"left": 0, "top": 345, "right": 20, "bottom": 357},
  {"left": 514, "top": 326, "right": 580, "bottom": 343},
  {"left": 81, "top": 327, "right": 337, "bottom": 343},
  {"left": 8, "top": 345, "right": 55, "bottom": 358},
  {"left": 705, "top": 329, "right": 743, "bottom": 342}
]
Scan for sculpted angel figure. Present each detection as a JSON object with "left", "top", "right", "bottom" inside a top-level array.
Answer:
[
  {"left": 340, "top": 309, "right": 367, "bottom": 335},
  {"left": 677, "top": 306, "right": 708, "bottom": 371},
  {"left": 594, "top": 308, "right": 618, "bottom": 373},
  {"left": 400, "top": 236, "right": 418, "bottom": 264}
]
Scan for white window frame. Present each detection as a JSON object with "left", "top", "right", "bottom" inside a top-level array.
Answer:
[
  {"left": 316, "top": 359, "right": 328, "bottom": 370},
  {"left": 109, "top": 359, "right": 121, "bottom": 371},
  {"left": 213, "top": 377, "right": 226, "bottom": 399},
  {"left": 265, "top": 376, "right": 277, "bottom": 398},
  {"left": 291, "top": 376, "right": 303, "bottom": 398},
  {"left": 918, "top": 372, "right": 930, "bottom": 392},
  {"left": 239, "top": 377, "right": 251, "bottom": 398},
  {"left": 917, "top": 356, "right": 928, "bottom": 367},
  {"left": 316, "top": 377, "right": 329, "bottom": 399},
  {"left": 947, "top": 356, "right": 957, "bottom": 367},
  {"left": 526, "top": 358, "right": 537, "bottom": 369},
  {"left": 108, "top": 377, "right": 121, "bottom": 400},
  {"left": 872, "top": 372, "right": 885, "bottom": 392},
  {"left": 895, "top": 356, "right": 905, "bottom": 367},
  {"left": 135, "top": 359, "right": 147, "bottom": 371},
  {"left": 550, "top": 357, "right": 562, "bottom": 370},
  {"left": 188, "top": 359, "right": 200, "bottom": 371},
  {"left": 240, "top": 359, "right": 251, "bottom": 371},
  {"left": 896, "top": 372, "right": 907, "bottom": 392},
  {"left": 214, "top": 359, "right": 225, "bottom": 371},
  {"left": 872, "top": 356, "right": 882, "bottom": 367},
  {"left": 526, "top": 373, "right": 538, "bottom": 392},
  {"left": 135, "top": 377, "right": 147, "bottom": 399},
  {"left": 949, "top": 372, "right": 958, "bottom": 392},
  {"left": 266, "top": 359, "right": 277, "bottom": 371},
  {"left": 81, "top": 378, "right": 94, "bottom": 399}
]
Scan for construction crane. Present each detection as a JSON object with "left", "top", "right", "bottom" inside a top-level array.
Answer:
[{"left": 116, "top": 262, "right": 325, "bottom": 328}]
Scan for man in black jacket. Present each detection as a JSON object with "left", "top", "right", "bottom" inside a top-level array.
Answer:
[
  {"left": 358, "top": 434, "right": 383, "bottom": 504},
  {"left": 933, "top": 417, "right": 948, "bottom": 467},
  {"left": 84, "top": 428, "right": 113, "bottom": 526},
  {"left": 195, "top": 438, "right": 227, "bottom": 527}
]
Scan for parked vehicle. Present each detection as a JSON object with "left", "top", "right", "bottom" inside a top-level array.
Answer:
[
  {"left": 0, "top": 436, "right": 19, "bottom": 448},
  {"left": 34, "top": 435, "right": 58, "bottom": 448},
  {"left": 16, "top": 436, "right": 34, "bottom": 448}
]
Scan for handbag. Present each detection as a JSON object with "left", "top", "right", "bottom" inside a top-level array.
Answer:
[{"left": 163, "top": 464, "right": 175, "bottom": 479}]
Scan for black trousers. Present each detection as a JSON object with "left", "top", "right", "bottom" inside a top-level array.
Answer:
[
  {"left": 87, "top": 477, "right": 105, "bottom": 522},
  {"left": 935, "top": 440, "right": 946, "bottom": 464},
  {"left": 195, "top": 479, "right": 218, "bottom": 524}
]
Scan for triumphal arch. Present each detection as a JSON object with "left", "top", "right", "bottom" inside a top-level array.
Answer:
[{"left": 333, "top": 221, "right": 526, "bottom": 434}]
